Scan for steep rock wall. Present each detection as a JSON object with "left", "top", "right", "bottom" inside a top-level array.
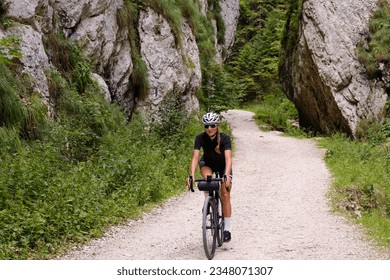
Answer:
[
  {"left": 0, "top": 0, "right": 240, "bottom": 119},
  {"left": 280, "top": 0, "right": 389, "bottom": 136},
  {"left": 136, "top": 7, "right": 201, "bottom": 119}
]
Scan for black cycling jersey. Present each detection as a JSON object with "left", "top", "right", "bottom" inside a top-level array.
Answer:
[{"left": 194, "top": 132, "right": 232, "bottom": 173}]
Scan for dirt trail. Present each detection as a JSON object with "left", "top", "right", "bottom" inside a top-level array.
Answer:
[{"left": 62, "top": 109, "right": 389, "bottom": 260}]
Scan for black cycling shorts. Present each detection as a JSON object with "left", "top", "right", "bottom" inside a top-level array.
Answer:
[{"left": 199, "top": 156, "right": 233, "bottom": 178}]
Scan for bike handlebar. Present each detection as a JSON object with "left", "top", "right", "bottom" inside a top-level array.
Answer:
[
  {"left": 189, "top": 175, "right": 226, "bottom": 192},
  {"left": 189, "top": 177, "right": 194, "bottom": 192}
]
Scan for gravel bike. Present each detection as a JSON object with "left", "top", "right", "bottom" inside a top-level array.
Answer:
[{"left": 189, "top": 174, "right": 225, "bottom": 260}]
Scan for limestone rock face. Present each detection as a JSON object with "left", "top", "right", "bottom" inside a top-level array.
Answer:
[
  {"left": 137, "top": 8, "right": 201, "bottom": 118},
  {"left": 280, "top": 0, "right": 389, "bottom": 136},
  {"left": 0, "top": 0, "right": 240, "bottom": 120},
  {"left": 62, "top": 0, "right": 135, "bottom": 116},
  {"left": 212, "top": 0, "right": 240, "bottom": 63},
  {"left": 2, "top": 0, "right": 54, "bottom": 34},
  {"left": 219, "top": 0, "right": 240, "bottom": 57},
  {"left": 1, "top": 25, "right": 51, "bottom": 110}
]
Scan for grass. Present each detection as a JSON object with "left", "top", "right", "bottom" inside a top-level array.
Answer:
[
  {"left": 244, "top": 91, "right": 302, "bottom": 136},
  {"left": 0, "top": 64, "right": 25, "bottom": 128},
  {"left": 317, "top": 134, "right": 390, "bottom": 247}
]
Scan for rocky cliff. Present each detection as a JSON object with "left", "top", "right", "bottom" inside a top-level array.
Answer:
[
  {"left": 0, "top": 0, "right": 240, "bottom": 119},
  {"left": 280, "top": 0, "right": 389, "bottom": 136}
]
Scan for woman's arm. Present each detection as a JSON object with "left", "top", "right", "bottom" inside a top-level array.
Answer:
[
  {"left": 224, "top": 149, "right": 232, "bottom": 187},
  {"left": 190, "top": 149, "right": 200, "bottom": 178}
]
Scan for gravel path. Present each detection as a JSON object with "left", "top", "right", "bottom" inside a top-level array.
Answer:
[{"left": 62, "top": 109, "right": 389, "bottom": 260}]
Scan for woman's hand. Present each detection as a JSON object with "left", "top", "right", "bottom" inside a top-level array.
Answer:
[{"left": 186, "top": 176, "right": 193, "bottom": 190}]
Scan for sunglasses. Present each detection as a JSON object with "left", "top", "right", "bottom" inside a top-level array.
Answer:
[{"left": 204, "top": 124, "right": 217, "bottom": 129}]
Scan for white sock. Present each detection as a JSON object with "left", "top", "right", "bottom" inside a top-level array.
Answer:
[{"left": 224, "top": 217, "right": 231, "bottom": 232}]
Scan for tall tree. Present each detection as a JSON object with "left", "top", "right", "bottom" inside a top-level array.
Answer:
[{"left": 225, "top": 0, "right": 287, "bottom": 104}]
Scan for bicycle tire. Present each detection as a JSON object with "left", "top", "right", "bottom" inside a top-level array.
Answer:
[
  {"left": 216, "top": 196, "right": 224, "bottom": 247},
  {"left": 202, "top": 196, "right": 216, "bottom": 260}
]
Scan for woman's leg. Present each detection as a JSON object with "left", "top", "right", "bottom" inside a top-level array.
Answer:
[
  {"left": 221, "top": 177, "right": 232, "bottom": 241},
  {"left": 221, "top": 181, "right": 231, "bottom": 217},
  {"left": 200, "top": 166, "right": 213, "bottom": 178}
]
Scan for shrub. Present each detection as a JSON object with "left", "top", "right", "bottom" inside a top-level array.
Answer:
[
  {"left": 0, "top": 36, "right": 22, "bottom": 64},
  {"left": 251, "top": 91, "right": 298, "bottom": 132},
  {"left": 151, "top": 91, "right": 187, "bottom": 140},
  {"left": 202, "top": 62, "right": 237, "bottom": 112},
  {"left": 44, "top": 32, "right": 92, "bottom": 93},
  {"left": 355, "top": 118, "right": 390, "bottom": 145},
  {"left": 0, "top": 126, "right": 21, "bottom": 155},
  {"left": 130, "top": 53, "right": 149, "bottom": 100}
]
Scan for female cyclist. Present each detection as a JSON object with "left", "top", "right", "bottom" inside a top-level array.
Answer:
[{"left": 187, "top": 112, "right": 233, "bottom": 242}]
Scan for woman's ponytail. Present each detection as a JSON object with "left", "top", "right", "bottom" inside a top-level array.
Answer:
[{"left": 215, "top": 127, "right": 221, "bottom": 154}]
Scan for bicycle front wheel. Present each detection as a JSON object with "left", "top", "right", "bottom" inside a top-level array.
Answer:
[
  {"left": 216, "top": 196, "right": 224, "bottom": 247},
  {"left": 202, "top": 196, "right": 217, "bottom": 260}
]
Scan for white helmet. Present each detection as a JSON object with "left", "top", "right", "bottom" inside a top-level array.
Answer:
[{"left": 202, "top": 112, "right": 220, "bottom": 125}]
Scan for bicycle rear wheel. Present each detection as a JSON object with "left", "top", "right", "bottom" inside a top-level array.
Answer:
[{"left": 202, "top": 196, "right": 216, "bottom": 260}]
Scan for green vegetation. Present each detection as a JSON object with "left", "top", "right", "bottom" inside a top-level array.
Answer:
[
  {"left": 0, "top": 70, "right": 199, "bottom": 260},
  {"left": 206, "top": 0, "right": 225, "bottom": 45},
  {"left": 318, "top": 133, "right": 390, "bottom": 247},
  {"left": 201, "top": 61, "right": 238, "bottom": 112},
  {"left": 117, "top": 1, "right": 150, "bottom": 100},
  {"left": 226, "top": 0, "right": 289, "bottom": 104},
  {"left": 0, "top": 105, "right": 198, "bottom": 259},
  {"left": 0, "top": 3, "right": 13, "bottom": 28},
  {"left": 0, "top": 64, "right": 25, "bottom": 128},
  {"left": 357, "top": 0, "right": 390, "bottom": 79},
  {"left": 44, "top": 32, "right": 92, "bottom": 96},
  {"left": 246, "top": 91, "right": 300, "bottom": 134},
  {"left": 279, "top": 0, "right": 302, "bottom": 68},
  {"left": 0, "top": 29, "right": 200, "bottom": 259},
  {"left": 0, "top": 36, "right": 22, "bottom": 65}
]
